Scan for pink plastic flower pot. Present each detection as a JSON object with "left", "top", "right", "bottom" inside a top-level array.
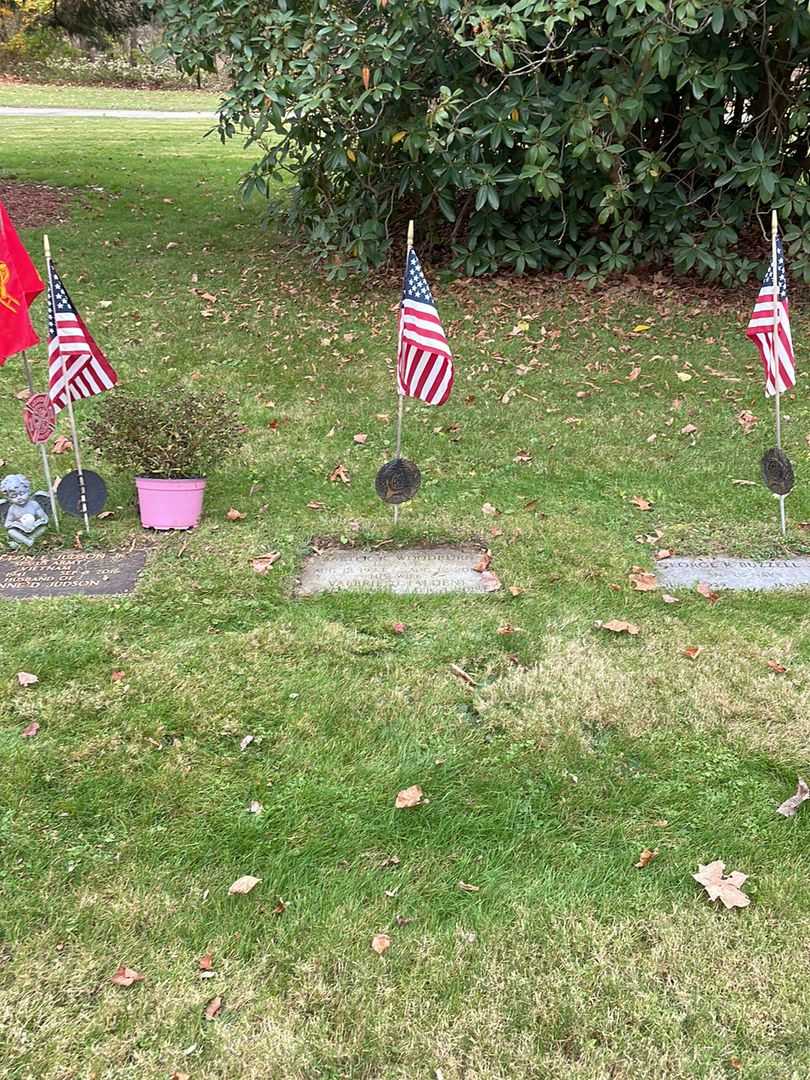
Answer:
[{"left": 135, "top": 477, "right": 207, "bottom": 530}]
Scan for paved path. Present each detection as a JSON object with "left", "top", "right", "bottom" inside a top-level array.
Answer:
[{"left": 0, "top": 106, "right": 216, "bottom": 120}]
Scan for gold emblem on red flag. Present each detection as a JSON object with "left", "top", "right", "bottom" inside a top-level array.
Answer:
[{"left": 0, "top": 262, "right": 21, "bottom": 313}]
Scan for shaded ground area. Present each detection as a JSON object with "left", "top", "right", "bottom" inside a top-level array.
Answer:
[{"left": 0, "top": 180, "right": 77, "bottom": 227}]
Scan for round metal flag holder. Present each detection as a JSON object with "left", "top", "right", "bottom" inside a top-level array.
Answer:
[
  {"left": 375, "top": 457, "right": 422, "bottom": 505},
  {"left": 761, "top": 447, "right": 794, "bottom": 496},
  {"left": 57, "top": 469, "right": 108, "bottom": 518},
  {"left": 23, "top": 393, "right": 56, "bottom": 445}
]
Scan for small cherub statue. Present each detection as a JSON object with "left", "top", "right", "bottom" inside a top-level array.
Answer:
[{"left": 0, "top": 474, "right": 49, "bottom": 551}]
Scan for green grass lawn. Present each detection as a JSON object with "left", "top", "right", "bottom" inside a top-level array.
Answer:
[
  {"left": 0, "top": 80, "right": 221, "bottom": 111},
  {"left": 2, "top": 94, "right": 810, "bottom": 1080}
]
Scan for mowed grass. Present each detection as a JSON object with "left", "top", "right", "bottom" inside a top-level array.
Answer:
[
  {"left": 0, "top": 80, "right": 221, "bottom": 111},
  {"left": 2, "top": 97, "right": 810, "bottom": 1079}
]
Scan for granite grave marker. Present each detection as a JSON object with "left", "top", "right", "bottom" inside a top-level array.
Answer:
[
  {"left": 296, "top": 544, "right": 498, "bottom": 596},
  {"left": 0, "top": 549, "right": 149, "bottom": 599}
]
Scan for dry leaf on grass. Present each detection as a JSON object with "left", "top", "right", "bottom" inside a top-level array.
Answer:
[
  {"left": 111, "top": 965, "right": 144, "bottom": 987},
  {"left": 228, "top": 875, "right": 260, "bottom": 895},
  {"left": 170, "top": 1072, "right": 190, "bottom": 1080},
  {"left": 226, "top": 507, "right": 245, "bottom": 521},
  {"left": 767, "top": 659, "right": 787, "bottom": 673},
  {"left": 472, "top": 550, "right": 492, "bottom": 573},
  {"left": 629, "top": 571, "right": 657, "bottom": 592},
  {"left": 21, "top": 721, "right": 39, "bottom": 738},
  {"left": 449, "top": 663, "right": 477, "bottom": 685},
  {"left": 111, "top": 670, "right": 125, "bottom": 682},
  {"left": 457, "top": 881, "right": 481, "bottom": 893},
  {"left": 353, "top": 433, "right": 367, "bottom": 444},
  {"left": 481, "top": 502, "right": 500, "bottom": 516},
  {"left": 16, "top": 671, "right": 38, "bottom": 687},
  {"left": 247, "top": 800, "right": 263, "bottom": 814},
  {"left": 776, "top": 777, "right": 810, "bottom": 818},
  {"left": 329, "top": 463, "right": 351, "bottom": 484},
  {"left": 635, "top": 848, "right": 658, "bottom": 869},
  {"left": 630, "top": 496, "right": 652, "bottom": 511},
  {"left": 692, "top": 861, "right": 750, "bottom": 909},
  {"left": 737, "top": 410, "right": 758, "bottom": 434},
  {"left": 199, "top": 953, "right": 214, "bottom": 972},
  {"left": 371, "top": 933, "right": 391, "bottom": 955},
  {"left": 307, "top": 500, "right": 326, "bottom": 510},
  {"left": 239, "top": 734, "right": 254, "bottom": 751},
  {"left": 480, "top": 571, "right": 502, "bottom": 592},
  {"left": 662, "top": 593, "right": 680, "bottom": 604},
  {"left": 395, "top": 785, "right": 424, "bottom": 809},
  {"left": 204, "top": 995, "right": 223, "bottom": 1020},
  {"left": 598, "top": 619, "right": 640, "bottom": 636},
  {"left": 392, "top": 622, "right": 406, "bottom": 634},
  {"left": 251, "top": 552, "right": 280, "bottom": 574},
  {"left": 683, "top": 646, "right": 702, "bottom": 660},
  {"left": 52, "top": 435, "right": 72, "bottom": 454},
  {"left": 696, "top": 581, "right": 719, "bottom": 604}
]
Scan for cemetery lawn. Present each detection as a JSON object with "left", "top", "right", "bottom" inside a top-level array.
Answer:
[
  {"left": 3, "top": 104, "right": 810, "bottom": 1080},
  {"left": 0, "top": 81, "right": 221, "bottom": 112}
]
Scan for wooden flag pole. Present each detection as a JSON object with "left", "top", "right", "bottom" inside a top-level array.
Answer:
[
  {"left": 20, "top": 349, "right": 60, "bottom": 529},
  {"left": 44, "top": 234, "right": 90, "bottom": 533},
  {"left": 770, "top": 210, "right": 786, "bottom": 537},
  {"left": 392, "top": 219, "right": 414, "bottom": 527}
]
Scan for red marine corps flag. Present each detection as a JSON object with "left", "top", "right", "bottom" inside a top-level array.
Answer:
[{"left": 0, "top": 198, "right": 44, "bottom": 364}]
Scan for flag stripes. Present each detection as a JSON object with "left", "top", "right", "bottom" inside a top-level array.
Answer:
[
  {"left": 746, "top": 235, "right": 796, "bottom": 397},
  {"left": 47, "top": 261, "right": 117, "bottom": 412},
  {"left": 396, "top": 249, "right": 453, "bottom": 406}
]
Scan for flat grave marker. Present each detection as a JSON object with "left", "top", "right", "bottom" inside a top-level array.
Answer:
[
  {"left": 657, "top": 556, "right": 810, "bottom": 592},
  {"left": 296, "top": 543, "right": 496, "bottom": 596},
  {"left": 0, "top": 549, "right": 149, "bottom": 599}
]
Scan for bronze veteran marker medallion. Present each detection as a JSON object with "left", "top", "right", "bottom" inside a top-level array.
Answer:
[
  {"left": 761, "top": 448, "right": 794, "bottom": 495},
  {"left": 375, "top": 458, "right": 421, "bottom": 505}
]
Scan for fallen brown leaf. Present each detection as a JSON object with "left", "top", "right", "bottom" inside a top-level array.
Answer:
[
  {"left": 696, "top": 581, "right": 719, "bottom": 604},
  {"left": 692, "top": 861, "right": 750, "bottom": 909},
  {"left": 662, "top": 593, "right": 680, "bottom": 604},
  {"left": 599, "top": 619, "right": 640, "bottom": 636},
  {"left": 16, "top": 671, "right": 38, "bottom": 687},
  {"left": 21, "top": 721, "right": 40, "bottom": 738},
  {"left": 683, "top": 646, "right": 702, "bottom": 660},
  {"left": 392, "top": 622, "right": 406, "bottom": 634},
  {"left": 353, "top": 433, "right": 367, "bottom": 444},
  {"left": 111, "top": 965, "right": 144, "bottom": 987},
  {"left": 629, "top": 571, "right": 657, "bottom": 592},
  {"left": 228, "top": 875, "right": 260, "bottom": 895},
  {"left": 371, "top": 933, "right": 391, "bottom": 955},
  {"left": 472, "top": 550, "right": 492, "bottom": 573},
  {"left": 776, "top": 777, "right": 810, "bottom": 818},
  {"left": 480, "top": 571, "right": 502, "bottom": 592},
  {"left": 457, "top": 881, "right": 480, "bottom": 893},
  {"left": 307, "top": 500, "right": 325, "bottom": 510},
  {"left": 395, "top": 785, "right": 424, "bottom": 809},
  {"left": 199, "top": 953, "right": 214, "bottom": 972},
  {"left": 449, "top": 663, "right": 477, "bottom": 686},
  {"left": 736, "top": 410, "right": 758, "bottom": 434},
  {"left": 111, "top": 670, "right": 125, "bottom": 682},
  {"left": 226, "top": 507, "right": 245, "bottom": 521},
  {"left": 767, "top": 659, "right": 787, "bottom": 673},
  {"left": 635, "top": 848, "right": 658, "bottom": 869},
  {"left": 630, "top": 496, "right": 652, "bottom": 511},
  {"left": 204, "top": 995, "right": 223, "bottom": 1020},
  {"left": 481, "top": 502, "right": 500, "bottom": 516},
  {"left": 251, "top": 551, "right": 280, "bottom": 574},
  {"left": 239, "top": 734, "right": 254, "bottom": 751},
  {"left": 52, "top": 435, "right": 72, "bottom": 454},
  {"left": 329, "top": 463, "right": 351, "bottom": 484}
]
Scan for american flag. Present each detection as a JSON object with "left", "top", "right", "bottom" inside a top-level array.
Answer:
[
  {"left": 746, "top": 234, "right": 795, "bottom": 397},
  {"left": 47, "top": 260, "right": 117, "bottom": 412},
  {"left": 397, "top": 248, "right": 453, "bottom": 406}
]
